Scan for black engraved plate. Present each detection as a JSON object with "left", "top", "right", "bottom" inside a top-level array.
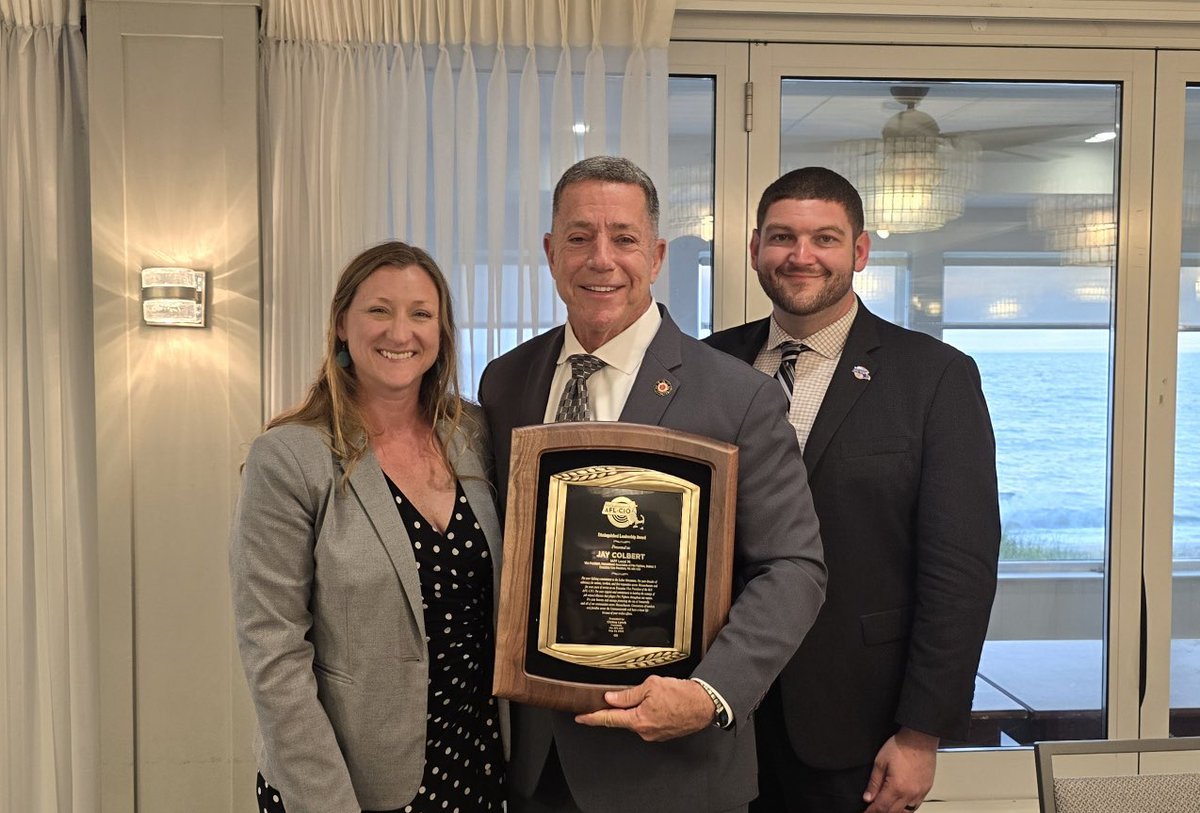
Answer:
[{"left": 554, "top": 485, "right": 683, "bottom": 647}]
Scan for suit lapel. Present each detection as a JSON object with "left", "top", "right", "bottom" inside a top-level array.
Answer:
[
  {"left": 731, "top": 319, "right": 771, "bottom": 365},
  {"left": 803, "top": 307, "right": 882, "bottom": 474},
  {"left": 522, "top": 328, "right": 564, "bottom": 426},
  {"left": 620, "top": 306, "right": 683, "bottom": 424},
  {"left": 346, "top": 448, "right": 427, "bottom": 640}
]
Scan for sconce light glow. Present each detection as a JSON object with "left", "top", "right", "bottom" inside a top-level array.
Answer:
[
  {"left": 141, "top": 267, "right": 206, "bottom": 327},
  {"left": 572, "top": 122, "right": 589, "bottom": 134}
]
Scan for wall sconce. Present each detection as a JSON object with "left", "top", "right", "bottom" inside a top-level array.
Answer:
[{"left": 141, "top": 267, "right": 206, "bottom": 327}]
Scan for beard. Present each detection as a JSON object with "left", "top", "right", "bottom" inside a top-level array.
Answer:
[{"left": 757, "top": 265, "right": 853, "bottom": 319}]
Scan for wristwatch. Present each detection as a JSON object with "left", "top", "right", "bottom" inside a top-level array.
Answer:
[{"left": 691, "top": 678, "right": 731, "bottom": 729}]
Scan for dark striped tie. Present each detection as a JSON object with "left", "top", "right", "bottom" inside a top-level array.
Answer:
[
  {"left": 775, "top": 341, "right": 809, "bottom": 399},
  {"left": 554, "top": 354, "right": 607, "bottom": 422}
]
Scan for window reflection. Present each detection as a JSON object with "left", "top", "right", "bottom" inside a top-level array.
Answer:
[
  {"left": 779, "top": 78, "right": 1119, "bottom": 747},
  {"left": 663, "top": 76, "right": 716, "bottom": 338}
]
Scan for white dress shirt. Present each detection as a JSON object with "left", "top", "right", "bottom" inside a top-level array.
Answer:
[{"left": 542, "top": 301, "right": 663, "bottom": 423}]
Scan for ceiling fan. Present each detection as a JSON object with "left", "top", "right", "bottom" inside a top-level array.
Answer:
[
  {"left": 836, "top": 85, "right": 980, "bottom": 233},
  {"left": 879, "top": 84, "right": 1103, "bottom": 158},
  {"left": 832, "top": 84, "right": 1108, "bottom": 233}
]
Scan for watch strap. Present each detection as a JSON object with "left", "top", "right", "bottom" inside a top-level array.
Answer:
[{"left": 690, "top": 677, "right": 731, "bottom": 729}]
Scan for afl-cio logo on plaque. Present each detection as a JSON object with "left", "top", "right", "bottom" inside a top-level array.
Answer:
[{"left": 601, "top": 496, "right": 645, "bottom": 529}]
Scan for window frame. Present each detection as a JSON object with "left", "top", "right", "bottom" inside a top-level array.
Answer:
[{"left": 670, "top": 38, "right": 1160, "bottom": 803}]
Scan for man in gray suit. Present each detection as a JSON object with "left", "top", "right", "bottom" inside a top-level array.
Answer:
[{"left": 478, "top": 156, "right": 828, "bottom": 813}]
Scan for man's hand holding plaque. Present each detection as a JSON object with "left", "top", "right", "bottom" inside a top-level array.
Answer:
[{"left": 573, "top": 675, "right": 717, "bottom": 741}]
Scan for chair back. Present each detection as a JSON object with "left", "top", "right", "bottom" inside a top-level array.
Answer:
[{"left": 1034, "top": 737, "right": 1200, "bottom": 813}]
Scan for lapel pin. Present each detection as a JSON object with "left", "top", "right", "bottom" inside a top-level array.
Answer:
[
  {"left": 654, "top": 379, "right": 673, "bottom": 397},
  {"left": 852, "top": 365, "right": 871, "bottom": 381}
]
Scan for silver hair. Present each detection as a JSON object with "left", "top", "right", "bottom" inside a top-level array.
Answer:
[{"left": 551, "top": 155, "right": 660, "bottom": 234}]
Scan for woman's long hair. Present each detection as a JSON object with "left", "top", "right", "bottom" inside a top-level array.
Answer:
[{"left": 268, "top": 241, "right": 463, "bottom": 481}]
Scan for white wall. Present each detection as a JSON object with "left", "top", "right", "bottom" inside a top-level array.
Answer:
[{"left": 87, "top": 2, "right": 261, "bottom": 810}]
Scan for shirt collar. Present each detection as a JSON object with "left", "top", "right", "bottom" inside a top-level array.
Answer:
[
  {"left": 767, "top": 297, "right": 858, "bottom": 361},
  {"left": 559, "top": 300, "right": 662, "bottom": 375}
]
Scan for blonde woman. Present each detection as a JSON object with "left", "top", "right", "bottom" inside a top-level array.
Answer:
[{"left": 231, "top": 241, "right": 505, "bottom": 813}]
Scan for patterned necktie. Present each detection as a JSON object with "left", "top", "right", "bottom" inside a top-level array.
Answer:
[
  {"left": 554, "top": 354, "right": 607, "bottom": 422},
  {"left": 775, "top": 341, "right": 810, "bottom": 399}
]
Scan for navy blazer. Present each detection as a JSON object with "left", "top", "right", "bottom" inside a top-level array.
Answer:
[
  {"left": 706, "top": 302, "right": 1000, "bottom": 768},
  {"left": 480, "top": 306, "right": 827, "bottom": 813}
]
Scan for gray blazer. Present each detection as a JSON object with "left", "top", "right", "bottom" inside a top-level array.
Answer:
[
  {"left": 479, "top": 307, "right": 827, "bottom": 813},
  {"left": 230, "top": 407, "right": 504, "bottom": 813}
]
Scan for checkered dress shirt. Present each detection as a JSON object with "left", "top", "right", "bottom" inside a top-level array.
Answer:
[{"left": 753, "top": 299, "right": 858, "bottom": 453}]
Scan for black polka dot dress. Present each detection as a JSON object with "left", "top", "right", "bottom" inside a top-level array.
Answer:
[
  {"left": 389, "top": 477, "right": 505, "bottom": 812},
  {"left": 255, "top": 478, "right": 504, "bottom": 813}
]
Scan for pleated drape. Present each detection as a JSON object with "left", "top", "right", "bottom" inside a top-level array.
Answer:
[
  {"left": 0, "top": 0, "right": 99, "bottom": 810},
  {"left": 260, "top": 0, "right": 675, "bottom": 412}
]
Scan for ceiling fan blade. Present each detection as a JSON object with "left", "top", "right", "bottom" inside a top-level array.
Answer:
[{"left": 945, "top": 123, "right": 1105, "bottom": 150}]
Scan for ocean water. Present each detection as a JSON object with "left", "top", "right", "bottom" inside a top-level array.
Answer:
[{"left": 946, "top": 330, "right": 1200, "bottom": 561}]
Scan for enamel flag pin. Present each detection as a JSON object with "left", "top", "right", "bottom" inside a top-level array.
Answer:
[{"left": 852, "top": 365, "right": 871, "bottom": 381}]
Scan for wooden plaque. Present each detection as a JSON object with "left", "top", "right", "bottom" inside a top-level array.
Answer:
[{"left": 492, "top": 422, "right": 737, "bottom": 713}]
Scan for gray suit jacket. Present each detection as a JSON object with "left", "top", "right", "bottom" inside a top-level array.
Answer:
[
  {"left": 478, "top": 306, "right": 827, "bottom": 813},
  {"left": 230, "top": 407, "right": 504, "bottom": 813}
]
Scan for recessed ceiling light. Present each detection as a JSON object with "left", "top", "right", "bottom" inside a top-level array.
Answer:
[{"left": 1085, "top": 131, "right": 1117, "bottom": 143}]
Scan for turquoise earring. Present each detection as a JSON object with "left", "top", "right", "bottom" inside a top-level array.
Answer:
[{"left": 335, "top": 340, "right": 351, "bottom": 368}]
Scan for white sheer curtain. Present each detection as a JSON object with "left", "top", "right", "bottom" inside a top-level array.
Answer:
[
  {"left": 261, "top": 0, "right": 676, "bottom": 412},
  {"left": 0, "top": 0, "right": 98, "bottom": 811}
]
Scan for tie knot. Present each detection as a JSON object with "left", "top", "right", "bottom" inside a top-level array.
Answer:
[
  {"left": 779, "top": 341, "right": 808, "bottom": 362},
  {"left": 567, "top": 353, "right": 606, "bottom": 380}
]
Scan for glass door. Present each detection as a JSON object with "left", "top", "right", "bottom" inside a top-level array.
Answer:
[
  {"left": 668, "top": 41, "right": 750, "bottom": 335},
  {"left": 1171, "top": 86, "right": 1200, "bottom": 742},
  {"left": 744, "top": 43, "right": 1156, "bottom": 800},
  {"left": 1144, "top": 52, "right": 1200, "bottom": 761}
]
